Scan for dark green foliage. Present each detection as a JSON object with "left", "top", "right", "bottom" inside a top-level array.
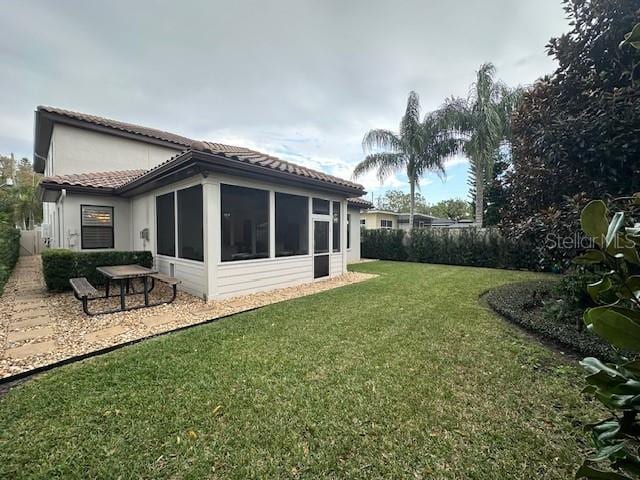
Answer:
[
  {"left": 407, "top": 228, "right": 535, "bottom": 270},
  {"left": 362, "top": 227, "right": 536, "bottom": 270},
  {"left": 41, "top": 249, "right": 153, "bottom": 292},
  {"left": 0, "top": 226, "right": 20, "bottom": 294},
  {"left": 485, "top": 280, "right": 619, "bottom": 361},
  {"left": 501, "top": 0, "right": 640, "bottom": 258},
  {"left": 573, "top": 198, "right": 640, "bottom": 479},
  {"left": 360, "top": 229, "right": 407, "bottom": 261},
  {"left": 544, "top": 268, "right": 599, "bottom": 328}
]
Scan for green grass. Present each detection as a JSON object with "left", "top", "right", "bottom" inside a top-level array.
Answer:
[{"left": 0, "top": 262, "right": 596, "bottom": 479}]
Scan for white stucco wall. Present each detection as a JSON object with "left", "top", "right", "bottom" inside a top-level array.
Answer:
[
  {"left": 50, "top": 124, "right": 181, "bottom": 176},
  {"left": 59, "top": 193, "right": 131, "bottom": 252},
  {"left": 347, "top": 207, "right": 361, "bottom": 263}
]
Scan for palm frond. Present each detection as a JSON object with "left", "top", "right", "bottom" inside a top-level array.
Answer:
[
  {"left": 352, "top": 152, "right": 405, "bottom": 182},
  {"left": 362, "top": 129, "right": 401, "bottom": 153}
]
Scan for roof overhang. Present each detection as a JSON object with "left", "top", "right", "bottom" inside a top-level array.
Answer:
[
  {"left": 38, "top": 149, "right": 365, "bottom": 200},
  {"left": 33, "top": 109, "right": 186, "bottom": 174},
  {"left": 118, "top": 150, "right": 364, "bottom": 198}
]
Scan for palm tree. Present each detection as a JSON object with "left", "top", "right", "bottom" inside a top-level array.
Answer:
[
  {"left": 439, "top": 63, "right": 519, "bottom": 227},
  {"left": 353, "top": 91, "right": 459, "bottom": 227}
]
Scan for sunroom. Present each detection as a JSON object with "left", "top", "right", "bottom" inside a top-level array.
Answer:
[{"left": 40, "top": 142, "right": 365, "bottom": 301}]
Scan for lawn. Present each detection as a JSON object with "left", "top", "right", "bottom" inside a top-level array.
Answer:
[{"left": 0, "top": 262, "right": 596, "bottom": 479}]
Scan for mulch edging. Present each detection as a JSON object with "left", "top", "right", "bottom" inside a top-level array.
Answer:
[{"left": 482, "top": 280, "right": 617, "bottom": 362}]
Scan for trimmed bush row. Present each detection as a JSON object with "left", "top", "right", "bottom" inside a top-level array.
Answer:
[
  {"left": 42, "top": 249, "right": 153, "bottom": 292},
  {"left": 361, "top": 228, "right": 537, "bottom": 271},
  {"left": 484, "top": 280, "right": 618, "bottom": 361},
  {"left": 0, "top": 226, "right": 20, "bottom": 294}
]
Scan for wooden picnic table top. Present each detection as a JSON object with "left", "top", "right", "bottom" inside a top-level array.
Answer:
[{"left": 96, "top": 264, "right": 157, "bottom": 280}]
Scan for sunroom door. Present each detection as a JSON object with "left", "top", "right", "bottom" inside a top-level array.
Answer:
[{"left": 313, "top": 220, "right": 330, "bottom": 279}]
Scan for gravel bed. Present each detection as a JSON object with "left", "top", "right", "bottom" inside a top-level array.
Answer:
[{"left": 0, "top": 269, "right": 376, "bottom": 379}]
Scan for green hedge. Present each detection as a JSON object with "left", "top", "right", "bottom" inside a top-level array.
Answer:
[
  {"left": 42, "top": 249, "right": 153, "bottom": 292},
  {"left": 360, "top": 229, "right": 408, "bottom": 261},
  {"left": 0, "top": 226, "right": 20, "bottom": 294},
  {"left": 361, "top": 227, "right": 537, "bottom": 270}
]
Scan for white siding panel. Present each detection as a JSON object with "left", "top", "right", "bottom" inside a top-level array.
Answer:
[
  {"left": 216, "top": 255, "right": 313, "bottom": 298},
  {"left": 330, "top": 253, "right": 344, "bottom": 277},
  {"left": 156, "top": 256, "right": 206, "bottom": 299}
]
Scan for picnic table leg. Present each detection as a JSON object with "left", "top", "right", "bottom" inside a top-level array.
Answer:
[
  {"left": 119, "top": 279, "right": 126, "bottom": 311},
  {"left": 105, "top": 281, "right": 110, "bottom": 298},
  {"left": 143, "top": 276, "right": 149, "bottom": 306}
]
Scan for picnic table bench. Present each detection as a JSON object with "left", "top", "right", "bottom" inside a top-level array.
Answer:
[{"left": 69, "top": 264, "right": 180, "bottom": 316}]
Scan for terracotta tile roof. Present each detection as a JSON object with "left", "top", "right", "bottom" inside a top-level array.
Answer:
[
  {"left": 347, "top": 197, "right": 373, "bottom": 209},
  {"left": 41, "top": 170, "right": 147, "bottom": 190},
  {"left": 37, "top": 106, "right": 364, "bottom": 192},
  {"left": 39, "top": 106, "right": 192, "bottom": 147}
]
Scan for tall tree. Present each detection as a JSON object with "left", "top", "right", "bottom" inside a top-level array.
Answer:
[
  {"left": 378, "top": 189, "right": 428, "bottom": 213},
  {"left": 439, "top": 63, "right": 518, "bottom": 227},
  {"left": 430, "top": 199, "right": 472, "bottom": 220},
  {"left": 354, "top": 91, "right": 459, "bottom": 227}
]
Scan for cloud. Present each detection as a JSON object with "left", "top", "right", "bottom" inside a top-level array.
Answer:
[{"left": 1, "top": 0, "right": 568, "bottom": 206}]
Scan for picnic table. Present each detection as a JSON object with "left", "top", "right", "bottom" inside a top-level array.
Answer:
[
  {"left": 97, "top": 265, "right": 158, "bottom": 311},
  {"left": 70, "top": 264, "right": 180, "bottom": 316}
]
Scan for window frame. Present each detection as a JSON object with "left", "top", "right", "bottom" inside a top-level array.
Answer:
[
  {"left": 155, "top": 191, "right": 176, "bottom": 258},
  {"left": 347, "top": 213, "right": 351, "bottom": 250},
  {"left": 380, "top": 219, "right": 393, "bottom": 230},
  {"left": 80, "top": 204, "right": 114, "bottom": 250},
  {"left": 275, "top": 191, "right": 309, "bottom": 258},
  {"left": 332, "top": 201, "right": 341, "bottom": 253},
  {"left": 220, "top": 183, "right": 271, "bottom": 263},
  {"left": 177, "top": 184, "right": 204, "bottom": 262}
]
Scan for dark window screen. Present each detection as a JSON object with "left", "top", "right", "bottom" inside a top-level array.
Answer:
[
  {"left": 156, "top": 192, "right": 175, "bottom": 256},
  {"left": 276, "top": 192, "right": 308, "bottom": 257},
  {"left": 312, "top": 198, "right": 330, "bottom": 215},
  {"left": 177, "top": 185, "right": 203, "bottom": 261},
  {"left": 332, "top": 201, "right": 341, "bottom": 252},
  {"left": 221, "top": 184, "right": 269, "bottom": 262}
]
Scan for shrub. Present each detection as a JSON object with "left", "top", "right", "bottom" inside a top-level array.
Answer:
[
  {"left": 0, "top": 226, "right": 20, "bottom": 294},
  {"left": 484, "top": 280, "right": 618, "bottom": 362},
  {"left": 42, "top": 249, "right": 153, "bottom": 292},
  {"left": 362, "top": 227, "right": 536, "bottom": 270},
  {"left": 361, "top": 229, "right": 407, "bottom": 261},
  {"left": 543, "top": 267, "right": 599, "bottom": 329}
]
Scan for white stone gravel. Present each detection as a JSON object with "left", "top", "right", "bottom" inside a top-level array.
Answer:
[{"left": 0, "top": 259, "right": 376, "bottom": 379}]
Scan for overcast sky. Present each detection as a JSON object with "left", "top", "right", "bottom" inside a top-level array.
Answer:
[{"left": 1, "top": 0, "right": 568, "bottom": 203}]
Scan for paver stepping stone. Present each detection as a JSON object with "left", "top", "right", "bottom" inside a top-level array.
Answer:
[
  {"left": 85, "top": 325, "right": 129, "bottom": 342},
  {"left": 12, "top": 308, "right": 48, "bottom": 320},
  {"left": 141, "top": 313, "right": 175, "bottom": 327},
  {"left": 10, "top": 317, "right": 50, "bottom": 330},
  {"left": 14, "top": 301, "right": 48, "bottom": 312},
  {"left": 7, "top": 326, "right": 55, "bottom": 343},
  {"left": 4, "top": 340, "right": 57, "bottom": 359}
]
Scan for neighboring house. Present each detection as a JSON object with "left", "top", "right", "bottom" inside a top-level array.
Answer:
[
  {"left": 34, "top": 106, "right": 369, "bottom": 300},
  {"left": 360, "top": 210, "right": 470, "bottom": 231}
]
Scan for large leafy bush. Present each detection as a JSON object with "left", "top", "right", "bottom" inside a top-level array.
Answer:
[
  {"left": 42, "top": 249, "right": 153, "bottom": 292},
  {"left": 573, "top": 197, "right": 640, "bottom": 479},
  {"left": 501, "top": 0, "right": 640, "bottom": 262},
  {"left": 361, "top": 229, "right": 407, "bottom": 261}
]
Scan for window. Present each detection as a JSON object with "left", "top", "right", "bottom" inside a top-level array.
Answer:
[
  {"left": 276, "top": 192, "right": 308, "bottom": 257},
  {"left": 177, "top": 185, "right": 203, "bottom": 261},
  {"left": 81, "top": 205, "right": 114, "bottom": 249},
  {"left": 312, "top": 198, "right": 330, "bottom": 215},
  {"left": 156, "top": 192, "right": 175, "bottom": 256},
  {"left": 221, "top": 184, "right": 269, "bottom": 262},
  {"left": 347, "top": 214, "right": 351, "bottom": 249},
  {"left": 380, "top": 219, "right": 393, "bottom": 230},
  {"left": 360, "top": 218, "right": 366, "bottom": 226},
  {"left": 332, "top": 201, "right": 341, "bottom": 252}
]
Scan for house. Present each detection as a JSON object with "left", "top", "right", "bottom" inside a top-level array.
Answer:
[
  {"left": 34, "top": 106, "right": 369, "bottom": 300},
  {"left": 359, "top": 210, "right": 459, "bottom": 231}
]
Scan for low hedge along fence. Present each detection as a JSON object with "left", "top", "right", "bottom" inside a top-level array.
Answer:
[
  {"left": 361, "top": 227, "right": 537, "bottom": 271},
  {"left": 0, "top": 226, "right": 20, "bottom": 294},
  {"left": 42, "top": 249, "right": 153, "bottom": 292}
]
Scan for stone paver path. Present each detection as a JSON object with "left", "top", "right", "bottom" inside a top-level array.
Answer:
[{"left": 1, "top": 256, "right": 57, "bottom": 362}]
